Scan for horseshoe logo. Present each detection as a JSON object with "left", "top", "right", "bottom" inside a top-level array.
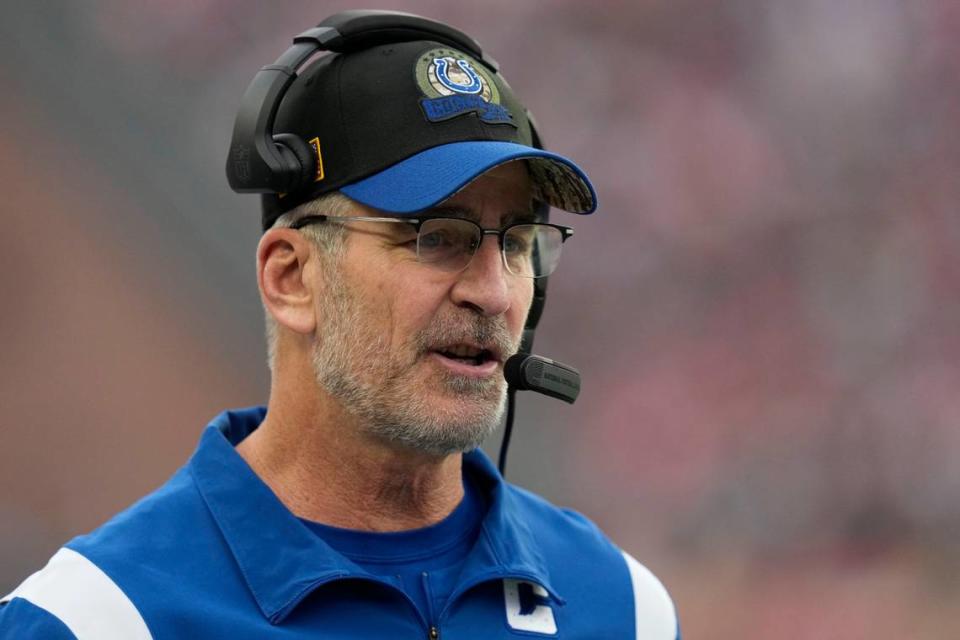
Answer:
[{"left": 433, "top": 58, "right": 483, "bottom": 95}]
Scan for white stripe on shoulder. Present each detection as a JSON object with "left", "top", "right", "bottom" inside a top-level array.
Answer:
[
  {"left": 1, "top": 547, "right": 152, "bottom": 640},
  {"left": 621, "top": 550, "right": 678, "bottom": 640}
]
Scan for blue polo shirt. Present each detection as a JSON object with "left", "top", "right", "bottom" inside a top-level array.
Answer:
[
  {"left": 1, "top": 407, "right": 679, "bottom": 639},
  {"left": 300, "top": 472, "right": 486, "bottom": 622}
]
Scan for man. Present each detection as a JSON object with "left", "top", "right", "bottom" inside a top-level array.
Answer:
[{"left": 0, "top": 11, "right": 679, "bottom": 639}]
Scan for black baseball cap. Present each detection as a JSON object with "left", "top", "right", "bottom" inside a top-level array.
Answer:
[{"left": 261, "top": 39, "right": 597, "bottom": 228}]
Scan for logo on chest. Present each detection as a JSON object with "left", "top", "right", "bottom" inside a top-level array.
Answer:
[{"left": 503, "top": 579, "right": 557, "bottom": 635}]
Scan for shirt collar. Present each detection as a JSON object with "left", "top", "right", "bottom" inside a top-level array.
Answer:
[
  {"left": 188, "top": 406, "right": 561, "bottom": 625},
  {"left": 459, "top": 447, "right": 563, "bottom": 602}
]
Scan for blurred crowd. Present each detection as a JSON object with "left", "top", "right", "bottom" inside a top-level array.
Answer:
[{"left": 2, "top": 1, "right": 958, "bottom": 637}]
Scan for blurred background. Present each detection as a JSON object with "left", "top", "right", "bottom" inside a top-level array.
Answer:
[{"left": 2, "top": 1, "right": 959, "bottom": 637}]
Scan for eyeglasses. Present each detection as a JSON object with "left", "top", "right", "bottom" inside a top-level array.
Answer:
[{"left": 291, "top": 215, "right": 574, "bottom": 279}]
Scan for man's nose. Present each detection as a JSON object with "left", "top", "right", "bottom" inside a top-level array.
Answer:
[{"left": 449, "top": 235, "right": 511, "bottom": 317}]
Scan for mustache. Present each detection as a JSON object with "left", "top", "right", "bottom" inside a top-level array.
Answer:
[{"left": 414, "top": 313, "right": 518, "bottom": 359}]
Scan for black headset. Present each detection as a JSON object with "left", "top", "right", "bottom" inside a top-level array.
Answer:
[
  {"left": 226, "top": 10, "right": 576, "bottom": 474},
  {"left": 226, "top": 10, "right": 498, "bottom": 197}
]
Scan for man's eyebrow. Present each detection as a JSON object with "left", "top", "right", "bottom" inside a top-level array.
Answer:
[
  {"left": 423, "top": 205, "right": 540, "bottom": 225},
  {"left": 422, "top": 205, "right": 474, "bottom": 220},
  {"left": 508, "top": 209, "right": 539, "bottom": 224}
]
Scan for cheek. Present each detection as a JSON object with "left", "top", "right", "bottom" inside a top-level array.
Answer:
[
  {"left": 338, "top": 258, "right": 397, "bottom": 343},
  {"left": 373, "top": 266, "right": 446, "bottom": 348},
  {"left": 364, "top": 279, "right": 399, "bottom": 348},
  {"left": 510, "top": 280, "right": 535, "bottom": 331}
]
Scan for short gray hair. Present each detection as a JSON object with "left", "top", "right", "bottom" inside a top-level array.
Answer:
[{"left": 263, "top": 191, "right": 355, "bottom": 372}]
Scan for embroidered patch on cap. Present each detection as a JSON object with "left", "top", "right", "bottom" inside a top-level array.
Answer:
[
  {"left": 415, "top": 48, "right": 515, "bottom": 126},
  {"left": 503, "top": 579, "right": 557, "bottom": 635}
]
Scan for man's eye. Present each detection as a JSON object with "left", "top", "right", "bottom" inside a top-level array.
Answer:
[
  {"left": 504, "top": 234, "right": 532, "bottom": 254},
  {"left": 419, "top": 230, "right": 455, "bottom": 249}
]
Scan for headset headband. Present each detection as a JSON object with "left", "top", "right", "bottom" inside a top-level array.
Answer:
[{"left": 226, "top": 11, "right": 502, "bottom": 195}]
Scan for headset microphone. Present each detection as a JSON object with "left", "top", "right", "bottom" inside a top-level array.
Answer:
[
  {"left": 499, "top": 353, "right": 581, "bottom": 475},
  {"left": 504, "top": 353, "right": 581, "bottom": 404}
]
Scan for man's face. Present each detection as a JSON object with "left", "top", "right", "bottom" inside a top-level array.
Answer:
[{"left": 311, "top": 161, "right": 536, "bottom": 456}]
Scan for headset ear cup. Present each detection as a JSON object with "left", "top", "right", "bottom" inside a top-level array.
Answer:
[{"left": 271, "top": 133, "right": 316, "bottom": 193}]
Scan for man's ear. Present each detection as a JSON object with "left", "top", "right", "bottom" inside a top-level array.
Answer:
[{"left": 257, "top": 228, "right": 318, "bottom": 336}]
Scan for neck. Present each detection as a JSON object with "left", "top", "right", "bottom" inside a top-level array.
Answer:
[{"left": 236, "top": 380, "right": 464, "bottom": 532}]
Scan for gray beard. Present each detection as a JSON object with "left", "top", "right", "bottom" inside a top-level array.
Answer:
[{"left": 310, "top": 270, "right": 515, "bottom": 457}]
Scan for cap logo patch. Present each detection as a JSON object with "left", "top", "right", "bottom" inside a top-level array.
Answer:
[
  {"left": 434, "top": 58, "right": 484, "bottom": 94},
  {"left": 415, "top": 48, "right": 515, "bottom": 126}
]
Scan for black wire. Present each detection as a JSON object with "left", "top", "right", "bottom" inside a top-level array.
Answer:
[{"left": 498, "top": 387, "right": 517, "bottom": 476}]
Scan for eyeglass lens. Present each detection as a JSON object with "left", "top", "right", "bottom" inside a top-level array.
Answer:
[{"left": 416, "top": 219, "right": 563, "bottom": 278}]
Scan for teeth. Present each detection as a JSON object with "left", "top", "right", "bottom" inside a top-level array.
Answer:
[{"left": 447, "top": 345, "right": 482, "bottom": 357}]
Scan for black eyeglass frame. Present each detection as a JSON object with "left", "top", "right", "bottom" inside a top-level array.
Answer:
[{"left": 289, "top": 214, "right": 574, "bottom": 278}]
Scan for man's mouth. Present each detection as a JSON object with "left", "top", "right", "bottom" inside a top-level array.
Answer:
[
  {"left": 416, "top": 315, "right": 515, "bottom": 379},
  {"left": 434, "top": 344, "right": 497, "bottom": 366}
]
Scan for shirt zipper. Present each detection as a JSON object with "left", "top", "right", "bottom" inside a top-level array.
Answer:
[{"left": 422, "top": 572, "right": 439, "bottom": 640}]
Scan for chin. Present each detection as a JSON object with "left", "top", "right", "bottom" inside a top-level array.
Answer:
[
  {"left": 388, "top": 388, "right": 508, "bottom": 456},
  {"left": 369, "top": 411, "right": 500, "bottom": 458}
]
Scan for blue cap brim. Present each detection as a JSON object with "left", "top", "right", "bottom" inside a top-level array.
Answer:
[{"left": 340, "top": 141, "right": 597, "bottom": 214}]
